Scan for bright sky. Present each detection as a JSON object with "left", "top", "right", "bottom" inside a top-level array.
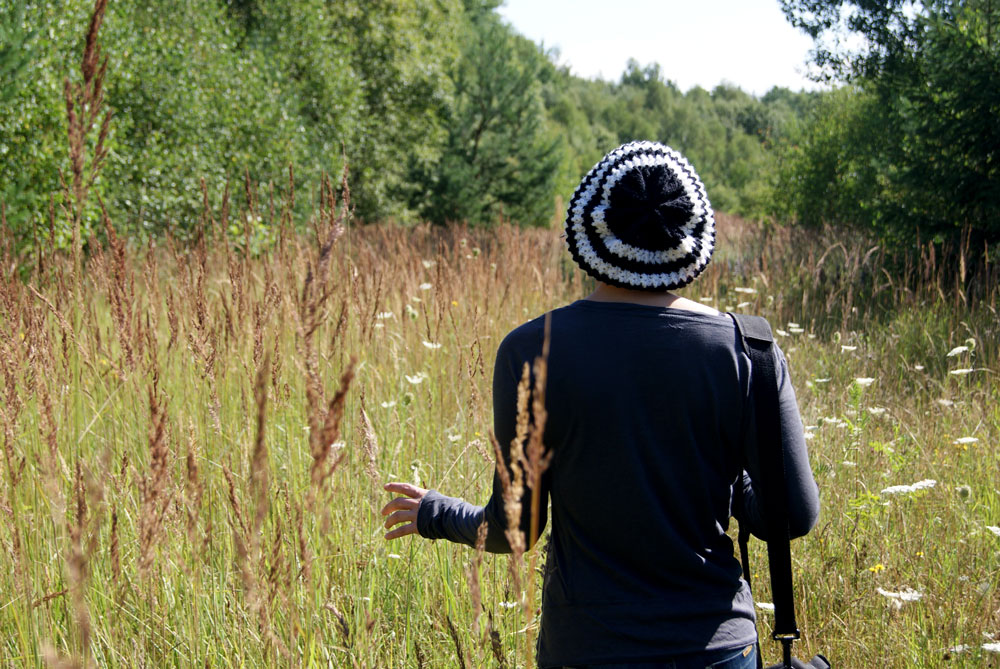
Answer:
[{"left": 497, "top": 0, "right": 827, "bottom": 97}]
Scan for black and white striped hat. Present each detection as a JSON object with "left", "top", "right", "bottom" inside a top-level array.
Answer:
[{"left": 565, "top": 141, "right": 715, "bottom": 291}]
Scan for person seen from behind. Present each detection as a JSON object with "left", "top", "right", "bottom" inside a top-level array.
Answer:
[{"left": 381, "top": 141, "right": 820, "bottom": 668}]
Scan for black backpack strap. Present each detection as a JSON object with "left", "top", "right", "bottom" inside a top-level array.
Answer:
[{"left": 731, "top": 314, "right": 800, "bottom": 668}]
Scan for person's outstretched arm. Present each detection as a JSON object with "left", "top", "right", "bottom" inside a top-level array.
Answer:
[
  {"left": 736, "top": 345, "right": 820, "bottom": 540},
  {"left": 381, "top": 334, "right": 551, "bottom": 552}
]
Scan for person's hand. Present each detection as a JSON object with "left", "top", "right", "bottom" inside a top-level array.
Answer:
[{"left": 380, "top": 482, "right": 428, "bottom": 540}]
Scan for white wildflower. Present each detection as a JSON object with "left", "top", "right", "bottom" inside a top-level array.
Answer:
[
  {"left": 776, "top": 328, "right": 789, "bottom": 337},
  {"left": 868, "top": 407, "right": 887, "bottom": 415},
  {"left": 937, "top": 399, "right": 955, "bottom": 407},
  {"left": 983, "top": 643, "right": 1000, "bottom": 653},
  {"left": 948, "top": 645, "right": 971, "bottom": 654},
  {"left": 331, "top": 441, "right": 345, "bottom": 451},
  {"left": 737, "top": 301, "right": 751, "bottom": 309},
  {"left": 421, "top": 259, "right": 436, "bottom": 269},
  {"left": 881, "top": 479, "right": 936, "bottom": 495},
  {"left": 877, "top": 587, "right": 923, "bottom": 602},
  {"left": 841, "top": 345, "right": 857, "bottom": 352},
  {"left": 985, "top": 526, "right": 1000, "bottom": 538},
  {"left": 946, "top": 346, "right": 969, "bottom": 357},
  {"left": 950, "top": 368, "right": 974, "bottom": 375},
  {"left": 756, "top": 602, "right": 775, "bottom": 612},
  {"left": 842, "top": 461, "right": 857, "bottom": 467},
  {"left": 498, "top": 601, "right": 519, "bottom": 609},
  {"left": 380, "top": 400, "right": 397, "bottom": 408},
  {"left": 699, "top": 296, "right": 714, "bottom": 303},
  {"left": 447, "top": 434, "right": 461, "bottom": 443},
  {"left": 388, "top": 554, "right": 402, "bottom": 559},
  {"left": 814, "top": 378, "right": 831, "bottom": 383},
  {"left": 789, "top": 327, "right": 805, "bottom": 335},
  {"left": 854, "top": 377, "right": 875, "bottom": 386},
  {"left": 405, "top": 372, "right": 428, "bottom": 385},
  {"left": 376, "top": 311, "right": 394, "bottom": 320},
  {"left": 419, "top": 282, "right": 432, "bottom": 290},
  {"left": 734, "top": 286, "right": 757, "bottom": 294},
  {"left": 914, "top": 364, "right": 925, "bottom": 371},
  {"left": 953, "top": 437, "right": 978, "bottom": 445},
  {"left": 422, "top": 341, "right": 442, "bottom": 350},
  {"left": 788, "top": 322, "right": 801, "bottom": 329}
]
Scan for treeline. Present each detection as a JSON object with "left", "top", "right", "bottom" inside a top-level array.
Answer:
[
  {"left": 774, "top": 0, "right": 1000, "bottom": 248},
  {"left": 0, "top": 0, "right": 811, "bottom": 251},
  {"left": 3, "top": 0, "right": 997, "bottom": 257}
]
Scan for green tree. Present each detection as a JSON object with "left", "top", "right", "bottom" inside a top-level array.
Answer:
[
  {"left": 778, "top": 0, "right": 1000, "bottom": 242},
  {"left": 415, "top": 8, "right": 562, "bottom": 225}
]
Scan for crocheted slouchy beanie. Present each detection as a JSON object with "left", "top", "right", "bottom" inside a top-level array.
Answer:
[{"left": 564, "top": 141, "right": 715, "bottom": 291}]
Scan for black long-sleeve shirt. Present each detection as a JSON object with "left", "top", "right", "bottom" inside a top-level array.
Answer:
[{"left": 416, "top": 300, "right": 820, "bottom": 667}]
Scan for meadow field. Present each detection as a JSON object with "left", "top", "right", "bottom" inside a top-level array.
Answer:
[{"left": 0, "top": 182, "right": 997, "bottom": 668}]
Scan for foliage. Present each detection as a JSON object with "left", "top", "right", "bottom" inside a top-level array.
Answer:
[
  {"left": 776, "top": 0, "right": 1000, "bottom": 244},
  {"left": 0, "top": 0, "right": 819, "bottom": 253},
  {"left": 413, "top": 7, "right": 562, "bottom": 225}
]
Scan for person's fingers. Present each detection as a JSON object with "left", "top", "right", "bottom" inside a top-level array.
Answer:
[
  {"left": 384, "top": 521, "right": 418, "bottom": 540},
  {"left": 379, "top": 496, "right": 419, "bottom": 517},
  {"left": 383, "top": 482, "right": 426, "bottom": 498},
  {"left": 383, "top": 508, "right": 417, "bottom": 530}
]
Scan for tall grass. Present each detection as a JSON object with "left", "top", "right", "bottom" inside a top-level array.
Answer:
[{"left": 1, "top": 197, "right": 998, "bottom": 666}]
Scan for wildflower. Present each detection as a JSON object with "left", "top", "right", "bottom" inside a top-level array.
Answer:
[
  {"left": 955, "top": 485, "right": 972, "bottom": 501},
  {"left": 756, "top": 602, "right": 775, "bottom": 612},
  {"left": 916, "top": 551, "right": 924, "bottom": 557},
  {"left": 376, "top": 311, "right": 394, "bottom": 320},
  {"left": 788, "top": 322, "right": 801, "bottom": 329},
  {"left": 854, "top": 377, "right": 875, "bottom": 387},
  {"left": 380, "top": 400, "right": 397, "bottom": 409},
  {"left": 986, "top": 526, "right": 1000, "bottom": 538},
  {"left": 422, "top": 259, "right": 436, "bottom": 269},
  {"left": 447, "top": 434, "right": 461, "bottom": 443},
  {"left": 914, "top": 364, "right": 925, "bottom": 371},
  {"left": 804, "top": 432, "right": 815, "bottom": 440},
  {"left": 737, "top": 301, "right": 751, "bottom": 309},
  {"left": 953, "top": 437, "right": 978, "bottom": 445},
  {"left": 698, "top": 296, "right": 714, "bottom": 303},
  {"left": 881, "top": 479, "right": 936, "bottom": 495},
  {"left": 405, "top": 372, "right": 427, "bottom": 385},
  {"left": 841, "top": 345, "right": 857, "bottom": 352},
  {"left": 775, "top": 328, "right": 789, "bottom": 337},
  {"left": 982, "top": 643, "right": 1000, "bottom": 653},
  {"left": 734, "top": 286, "right": 757, "bottom": 294},
  {"left": 876, "top": 587, "right": 922, "bottom": 602},
  {"left": 498, "top": 601, "right": 519, "bottom": 609},
  {"left": 419, "top": 282, "right": 432, "bottom": 290},
  {"left": 422, "top": 341, "right": 442, "bottom": 350},
  {"left": 937, "top": 399, "right": 954, "bottom": 407},
  {"left": 842, "top": 461, "right": 857, "bottom": 467},
  {"left": 451, "top": 300, "right": 459, "bottom": 307},
  {"left": 868, "top": 563, "right": 885, "bottom": 573},
  {"left": 946, "top": 346, "right": 969, "bottom": 357},
  {"left": 868, "top": 407, "right": 887, "bottom": 415},
  {"left": 789, "top": 327, "right": 805, "bottom": 335},
  {"left": 950, "top": 368, "right": 974, "bottom": 375},
  {"left": 388, "top": 554, "right": 402, "bottom": 560},
  {"left": 405, "top": 304, "right": 419, "bottom": 320},
  {"left": 401, "top": 392, "right": 414, "bottom": 407}
]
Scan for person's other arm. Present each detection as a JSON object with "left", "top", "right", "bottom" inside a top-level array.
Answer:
[{"left": 737, "top": 346, "right": 820, "bottom": 540}]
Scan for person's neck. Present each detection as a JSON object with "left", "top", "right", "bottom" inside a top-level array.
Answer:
[{"left": 584, "top": 282, "right": 720, "bottom": 315}]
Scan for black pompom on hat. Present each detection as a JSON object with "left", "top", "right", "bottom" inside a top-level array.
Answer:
[{"left": 564, "top": 141, "right": 715, "bottom": 291}]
